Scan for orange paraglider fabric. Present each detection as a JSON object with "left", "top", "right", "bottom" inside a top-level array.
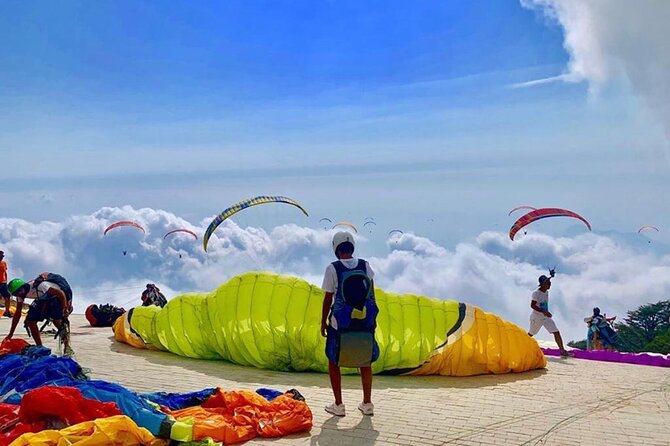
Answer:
[
  {"left": 0, "top": 339, "right": 29, "bottom": 356},
  {"left": 167, "top": 389, "right": 312, "bottom": 444}
]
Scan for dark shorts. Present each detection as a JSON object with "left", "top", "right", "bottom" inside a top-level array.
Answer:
[
  {"left": 0, "top": 284, "right": 9, "bottom": 299},
  {"left": 26, "top": 296, "right": 63, "bottom": 322},
  {"left": 326, "top": 327, "right": 379, "bottom": 367}
]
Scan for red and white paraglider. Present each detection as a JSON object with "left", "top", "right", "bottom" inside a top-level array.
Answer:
[{"left": 509, "top": 208, "right": 591, "bottom": 241}]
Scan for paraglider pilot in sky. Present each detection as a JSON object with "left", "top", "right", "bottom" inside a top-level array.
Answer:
[{"left": 321, "top": 231, "right": 379, "bottom": 417}]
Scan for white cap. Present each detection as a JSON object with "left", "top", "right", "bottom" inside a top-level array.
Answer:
[{"left": 332, "top": 231, "right": 355, "bottom": 254}]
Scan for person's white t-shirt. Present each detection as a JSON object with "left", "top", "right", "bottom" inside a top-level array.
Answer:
[
  {"left": 321, "top": 258, "right": 375, "bottom": 295},
  {"left": 531, "top": 290, "right": 549, "bottom": 315},
  {"left": 25, "top": 281, "right": 61, "bottom": 300}
]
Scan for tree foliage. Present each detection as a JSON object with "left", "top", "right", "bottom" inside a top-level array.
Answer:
[{"left": 614, "top": 300, "right": 670, "bottom": 353}]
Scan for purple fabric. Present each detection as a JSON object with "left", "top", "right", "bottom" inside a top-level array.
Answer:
[{"left": 542, "top": 348, "right": 670, "bottom": 367}]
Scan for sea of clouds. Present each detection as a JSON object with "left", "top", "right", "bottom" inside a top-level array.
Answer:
[{"left": 1, "top": 206, "right": 669, "bottom": 343}]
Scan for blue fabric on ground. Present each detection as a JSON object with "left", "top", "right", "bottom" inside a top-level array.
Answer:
[
  {"left": 141, "top": 388, "right": 217, "bottom": 410},
  {"left": 0, "top": 351, "right": 168, "bottom": 436},
  {"left": 71, "top": 380, "right": 169, "bottom": 436},
  {"left": 0, "top": 355, "right": 83, "bottom": 397},
  {"left": 256, "top": 388, "right": 284, "bottom": 401}
]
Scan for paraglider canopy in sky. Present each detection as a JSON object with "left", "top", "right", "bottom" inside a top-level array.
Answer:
[
  {"left": 638, "top": 225, "right": 659, "bottom": 234},
  {"left": 104, "top": 221, "right": 145, "bottom": 236},
  {"left": 509, "top": 208, "right": 591, "bottom": 240},
  {"left": 332, "top": 222, "right": 358, "bottom": 233},
  {"left": 163, "top": 228, "right": 198, "bottom": 240},
  {"left": 203, "top": 196, "right": 308, "bottom": 251}
]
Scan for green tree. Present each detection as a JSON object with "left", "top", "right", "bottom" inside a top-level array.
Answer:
[
  {"left": 567, "top": 339, "right": 587, "bottom": 350},
  {"left": 644, "top": 329, "right": 670, "bottom": 354},
  {"left": 615, "top": 300, "right": 670, "bottom": 353}
]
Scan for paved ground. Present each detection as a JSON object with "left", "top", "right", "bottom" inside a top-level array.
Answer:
[{"left": 2, "top": 315, "right": 669, "bottom": 446}]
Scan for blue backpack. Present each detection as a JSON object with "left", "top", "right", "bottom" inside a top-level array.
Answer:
[{"left": 330, "top": 259, "right": 378, "bottom": 333}]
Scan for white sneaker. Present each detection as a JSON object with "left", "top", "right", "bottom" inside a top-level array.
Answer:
[
  {"left": 358, "top": 402, "right": 374, "bottom": 416},
  {"left": 325, "top": 402, "right": 346, "bottom": 417}
]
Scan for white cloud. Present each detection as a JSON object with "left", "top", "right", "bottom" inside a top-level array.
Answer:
[
  {"left": 521, "top": 0, "right": 670, "bottom": 140},
  {"left": 1, "top": 207, "right": 669, "bottom": 343}
]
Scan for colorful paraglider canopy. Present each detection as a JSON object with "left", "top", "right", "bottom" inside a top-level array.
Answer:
[
  {"left": 638, "top": 225, "right": 659, "bottom": 234},
  {"left": 332, "top": 222, "right": 358, "bottom": 233},
  {"left": 509, "top": 208, "right": 591, "bottom": 240},
  {"left": 103, "top": 221, "right": 146, "bottom": 236},
  {"left": 163, "top": 228, "right": 198, "bottom": 240},
  {"left": 203, "top": 196, "right": 308, "bottom": 251},
  {"left": 508, "top": 205, "right": 537, "bottom": 216}
]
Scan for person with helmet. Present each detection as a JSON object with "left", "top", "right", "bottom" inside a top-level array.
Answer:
[
  {"left": 0, "top": 251, "right": 11, "bottom": 318},
  {"left": 3, "top": 273, "right": 72, "bottom": 354},
  {"left": 528, "top": 273, "right": 571, "bottom": 357},
  {"left": 320, "top": 231, "right": 378, "bottom": 417}
]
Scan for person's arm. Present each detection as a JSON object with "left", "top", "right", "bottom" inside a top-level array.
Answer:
[
  {"left": 5, "top": 298, "right": 24, "bottom": 339},
  {"left": 47, "top": 287, "right": 68, "bottom": 317},
  {"left": 530, "top": 300, "right": 552, "bottom": 318},
  {"left": 321, "top": 292, "right": 333, "bottom": 337}
]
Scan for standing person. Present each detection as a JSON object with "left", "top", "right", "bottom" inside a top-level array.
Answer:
[
  {"left": 320, "top": 232, "right": 379, "bottom": 417},
  {"left": 528, "top": 274, "right": 571, "bottom": 356},
  {"left": 0, "top": 251, "right": 11, "bottom": 318},
  {"left": 3, "top": 273, "right": 73, "bottom": 355}
]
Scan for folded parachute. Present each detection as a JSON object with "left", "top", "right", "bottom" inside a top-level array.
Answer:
[{"left": 114, "top": 272, "right": 546, "bottom": 376}]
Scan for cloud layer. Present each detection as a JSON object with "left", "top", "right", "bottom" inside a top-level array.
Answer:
[
  {"left": 521, "top": 0, "right": 670, "bottom": 142},
  {"left": 1, "top": 206, "right": 669, "bottom": 342}
]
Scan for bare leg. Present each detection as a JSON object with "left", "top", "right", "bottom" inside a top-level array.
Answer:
[
  {"left": 553, "top": 331, "right": 567, "bottom": 352},
  {"left": 328, "top": 361, "right": 343, "bottom": 405},
  {"left": 3, "top": 297, "right": 10, "bottom": 315},
  {"left": 26, "top": 321, "right": 42, "bottom": 346},
  {"left": 360, "top": 366, "right": 373, "bottom": 404}
]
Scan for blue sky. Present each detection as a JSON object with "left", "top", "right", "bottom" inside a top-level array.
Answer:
[
  {"left": 1, "top": 0, "right": 668, "bottom": 249},
  {"left": 1, "top": 1, "right": 670, "bottom": 341}
]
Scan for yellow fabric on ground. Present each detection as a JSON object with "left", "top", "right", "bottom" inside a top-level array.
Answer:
[{"left": 113, "top": 272, "right": 546, "bottom": 376}]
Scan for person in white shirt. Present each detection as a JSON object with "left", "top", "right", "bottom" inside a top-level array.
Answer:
[
  {"left": 321, "top": 232, "right": 378, "bottom": 417},
  {"left": 528, "top": 274, "right": 571, "bottom": 357},
  {"left": 4, "top": 274, "right": 72, "bottom": 355}
]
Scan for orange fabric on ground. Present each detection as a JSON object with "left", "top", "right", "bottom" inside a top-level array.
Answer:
[
  {"left": 169, "top": 389, "right": 312, "bottom": 444},
  {"left": 0, "top": 339, "right": 29, "bottom": 356}
]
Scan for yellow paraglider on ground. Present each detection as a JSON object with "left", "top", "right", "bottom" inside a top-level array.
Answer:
[{"left": 114, "top": 272, "right": 546, "bottom": 377}]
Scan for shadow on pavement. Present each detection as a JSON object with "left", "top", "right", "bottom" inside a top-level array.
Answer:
[{"left": 309, "top": 414, "right": 378, "bottom": 446}]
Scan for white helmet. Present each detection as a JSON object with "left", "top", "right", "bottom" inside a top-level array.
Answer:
[{"left": 332, "top": 231, "right": 355, "bottom": 254}]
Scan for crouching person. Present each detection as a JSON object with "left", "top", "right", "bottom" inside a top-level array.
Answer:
[{"left": 3, "top": 273, "right": 73, "bottom": 355}]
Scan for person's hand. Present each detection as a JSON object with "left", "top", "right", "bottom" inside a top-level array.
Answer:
[
  {"left": 545, "top": 311, "right": 553, "bottom": 318},
  {"left": 3, "top": 334, "right": 12, "bottom": 342},
  {"left": 321, "top": 322, "right": 328, "bottom": 337}
]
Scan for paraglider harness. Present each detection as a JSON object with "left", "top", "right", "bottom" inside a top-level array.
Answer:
[
  {"left": 86, "top": 303, "right": 126, "bottom": 327},
  {"left": 27, "top": 273, "right": 73, "bottom": 353},
  {"left": 329, "top": 260, "right": 379, "bottom": 368},
  {"left": 141, "top": 284, "right": 167, "bottom": 308}
]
